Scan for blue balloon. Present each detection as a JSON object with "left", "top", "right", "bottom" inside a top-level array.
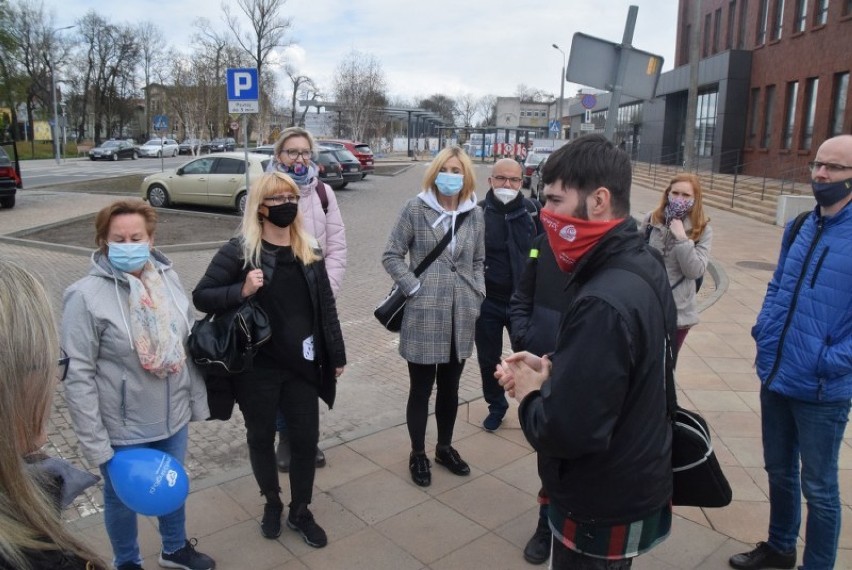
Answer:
[{"left": 107, "top": 448, "right": 189, "bottom": 516}]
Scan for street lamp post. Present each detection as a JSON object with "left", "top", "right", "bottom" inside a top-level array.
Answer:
[
  {"left": 552, "top": 43, "right": 566, "bottom": 139},
  {"left": 43, "top": 25, "right": 75, "bottom": 165}
]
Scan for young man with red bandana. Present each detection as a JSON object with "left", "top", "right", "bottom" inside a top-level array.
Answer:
[{"left": 496, "top": 134, "right": 676, "bottom": 569}]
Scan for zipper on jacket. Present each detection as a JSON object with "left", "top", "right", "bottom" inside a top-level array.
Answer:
[
  {"left": 810, "top": 247, "right": 829, "bottom": 289},
  {"left": 121, "top": 379, "right": 127, "bottom": 426},
  {"left": 766, "top": 218, "right": 824, "bottom": 388}
]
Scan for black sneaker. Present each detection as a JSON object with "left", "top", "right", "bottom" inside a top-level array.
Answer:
[
  {"left": 287, "top": 504, "right": 328, "bottom": 548},
  {"left": 409, "top": 452, "right": 431, "bottom": 487},
  {"left": 523, "top": 517, "right": 552, "bottom": 565},
  {"left": 158, "top": 538, "right": 216, "bottom": 570},
  {"left": 260, "top": 503, "right": 283, "bottom": 539},
  {"left": 434, "top": 445, "right": 470, "bottom": 476},
  {"left": 117, "top": 563, "right": 144, "bottom": 570},
  {"left": 729, "top": 542, "right": 796, "bottom": 569}
]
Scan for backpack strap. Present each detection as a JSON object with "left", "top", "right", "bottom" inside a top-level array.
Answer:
[
  {"left": 315, "top": 180, "right": 329, "bottom": 214},
  {"left": 783, "top": 211, "right": 810, "bottom": 250}
]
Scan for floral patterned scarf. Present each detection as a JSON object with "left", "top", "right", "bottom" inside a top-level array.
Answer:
[{"left": 126, "top": 263, "right": 185, "bottom": 378}]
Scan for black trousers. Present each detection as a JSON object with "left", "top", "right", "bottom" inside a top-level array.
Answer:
[
  {"left": 234, "top": 366, "right": 319, "bottom": 507},
  {"left": 406, "top": 344, "right": 465, "bottom": 453}
]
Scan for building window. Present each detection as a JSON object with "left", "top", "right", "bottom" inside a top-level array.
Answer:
[
  {"left": 727, "top": 1, "right": 737, "bottom": 48},
  {"left": 801, "top": 78, "right": 819, "bottom": 149},
  {"left": 762, "top": 85, "right": 776, "bottom": 148},
  {"left": 795, "top": 0, "right": 808, "bottom": 32},
  {"left": 738, "top": 0, "right": 749, "bottom": 47},
  {"left": 771, "top": 0, "right": 785, "bottom": 40},
  {"left": 682, "top": 23, "right": 692, "bottom": 63},
  {"left": 782, "top": 81, "right": 798, "bottom": 149},
  {"left": 749, "top": 88, "right": 761, "bottom": 147},
  {"left": 713, "top": 9, "right": 722, "bottom": 52},
  {"left": 830, "top": 72, "right": 849, "bottom": 137},
  {"left": 814, "top": 0, "right": 828, "bottom": 25},
  {"left": 703, "top": 13, "right": 712, "bottom": 57},
  {"left": 695, "top": 90, "right": 719, "bottom": 157},
  {"left": 757, "top": 0, "right": 769, "bottom": 44}
]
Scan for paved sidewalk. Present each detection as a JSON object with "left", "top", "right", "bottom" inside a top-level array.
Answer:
[{"left": 3, "top": 167, "right": 851, "bottom": 568}]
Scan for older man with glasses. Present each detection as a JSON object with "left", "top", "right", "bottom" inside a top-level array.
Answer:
[
  {"left": 475, "top": 158, "right": 542, "bottom": 433},
  {"left": 730, "top": 134, "right": 852, "bottom": 570}
]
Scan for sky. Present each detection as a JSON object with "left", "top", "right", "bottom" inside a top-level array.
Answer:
[{"left": 41, "top": 0, "right": 679, "bottom": 107}]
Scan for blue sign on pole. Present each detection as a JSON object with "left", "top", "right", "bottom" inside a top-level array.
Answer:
[
  {"left": 549, "top": 120, "right": 561, "bottom": 133},
  {"left": 153, "top": 115, "right": 168, "bottom": 130},
  {"left": 226, "top": 68, "right": 259, "bottom": 113}
]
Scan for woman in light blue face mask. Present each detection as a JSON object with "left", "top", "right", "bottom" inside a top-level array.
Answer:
[
  {"left": 60, "top": 200, "right": 215, "bottom": 570},
  {"left": 381, "top": 145, "right": 486, "bottom": 488}
]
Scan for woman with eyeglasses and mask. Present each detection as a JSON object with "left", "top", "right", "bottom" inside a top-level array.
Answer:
[
  {"left": 193, "top": 172, "right": 346, "bottom": 548},
  {"left": 381, "top": 145, "right": 485, "bottom": 488},
  {"left": 266, "top": 127, "right": 347, "bottom": 472},
  {"left": 0, "top": 259, "right": 107, "bottom": 570},
  {"left": 60, "top": 200, "right": 214, "bottom": 570},
  {"left": 641, "top": 173, "right": 713, "bottom": 359}
]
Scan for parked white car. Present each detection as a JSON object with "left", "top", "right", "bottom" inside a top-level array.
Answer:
[{"left": 137, "top": 138, "right": 180, "bottom": 158}]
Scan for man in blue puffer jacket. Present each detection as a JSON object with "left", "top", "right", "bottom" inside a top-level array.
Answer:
[{"left": 730, "top": 134, "right": 852, "bottom": 570}]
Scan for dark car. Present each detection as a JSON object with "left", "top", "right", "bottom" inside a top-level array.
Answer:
[
  {"left": 0, "top": 146, "right": 21, "bottom": 209},
  {"left": 529, "top": 155, "right": 549, "bottom": 201},
  {"left": 324, "top": 148, "right": 362, "bottom": 186},
  {"left": 179, "top": 139, "right": 209, "bottom": 155},
  {"left": 522, "top": 152, "right": 549, "bottom": 189},
  {"left": 88, "top": 139, "right": 138, "bottom": 161},
  {"left": 209, "top": 137, "right": 236, "bottom": 152},
  {"left": 316, "top": 149, "right": 345, "bottom": 190},
  {"left": 318, "top": 139, "right": 374, "bottom": 178},
  {"left": 252, "top": 144, "right": 275, "bottom": 155}
]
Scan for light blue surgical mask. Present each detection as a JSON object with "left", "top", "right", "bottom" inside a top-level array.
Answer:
[
  {"left": 108, "top": 242, "right": 151, "bottom": 273},
  {"left": 435, "top": 172, "right": 464, "bottom": 196}
]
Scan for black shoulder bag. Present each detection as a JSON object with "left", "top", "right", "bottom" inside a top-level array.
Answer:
[
  {"left": 610, "top": 260, "right": 732, "bottom": 508},
  {"left": 375, "top": 212, "right": 469, "bottom": 332}
]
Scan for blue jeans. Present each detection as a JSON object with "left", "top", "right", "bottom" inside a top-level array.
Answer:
[
  {"left": 475, "top": 296, "right": 510, "bottom": 417},
  {"left": 100, "top": 425, "right": 189, "bottom": 567},
  {"left": 761, "top": 385, "right": 851, "bottom": 570}
]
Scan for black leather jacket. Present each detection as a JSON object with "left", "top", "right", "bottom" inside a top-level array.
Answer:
[
  {"left": 193, "top": 238, "right": 346, "bottom": 411},
  {"left": 518, "top": 218, "right": 675, "bottom": 525}
]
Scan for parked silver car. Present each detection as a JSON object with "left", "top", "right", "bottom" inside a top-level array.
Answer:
[{"left": 137, "top": 138, "right": 180, "bottom": 158}]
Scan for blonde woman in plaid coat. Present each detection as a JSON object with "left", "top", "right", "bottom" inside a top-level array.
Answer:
[{"left": 382, "top": 146, "right": 485, "bottom": 488}]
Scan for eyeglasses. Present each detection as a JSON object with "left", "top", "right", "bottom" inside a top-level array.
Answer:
[
  {"left": 264, "top": 194, "right": 300, "bottom": 205},
  {"left": 57, "top": 348, "right": 69, "bottom": 382},
  {"left": 808, "top": 161, "right": 852, "bottom": 172},
  {"left": 282, "top": 149, "right": 313, "bottom": 160},
  {"left": 492, "top": 175, "right": 523, "bottom": 187}
]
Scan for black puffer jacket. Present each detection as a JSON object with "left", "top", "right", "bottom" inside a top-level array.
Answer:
[
  {"left": 518, "top": 218, "right": 675, "bottom": 525},
  {"left": 509, "top": 234, "right": 569, "bottom": 356},
  {"left": 193, "top": 238, "right": 346, "bottom": 413}
]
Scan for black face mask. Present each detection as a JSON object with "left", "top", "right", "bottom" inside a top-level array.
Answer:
[
  {"left": 812, "top": 178, "right": 852, "bottom": 208},
  {"left": 264, "top": 202, "right": 298, "bottom": 228}
]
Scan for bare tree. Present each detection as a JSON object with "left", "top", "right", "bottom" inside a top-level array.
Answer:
[
  {"left": 136, "top": 21, "right": 165, "bottom": 140},
  {"left": 332, "top": 50, "right": 387, "bottom": 142},
  {"left": 515, "top": 84, "right": 554, "bottom": 103},
  {"left": 222, "top": 0, "right": 292, "bottom": 140},
  {"left": 456, "top": 93, "right": 478, "bottom": 127},
  {"left": 476, "top": 95, "right": 497, "bottom": 127},
  {"left": 284, "top": 64, "right": 317, "bottom": 127}
]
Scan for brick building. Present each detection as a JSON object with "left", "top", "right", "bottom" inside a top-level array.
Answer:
[{"left": 565, "top": 0, "right": 851, "bottom": 179}]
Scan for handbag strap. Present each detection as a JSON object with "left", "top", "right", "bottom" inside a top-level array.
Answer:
[
  {"left": 412, "top": 211, "right": 471, "bottom": 277},
  {"left": 606, "top": 259, "right": 679, "bottom": 417}
]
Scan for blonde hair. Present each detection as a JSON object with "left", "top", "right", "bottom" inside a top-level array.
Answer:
[
  {"left": 239, "top": 172, "right": 321, "bottom": 267},
  {"left": 0, "top": 259, "right": 105, "bottom": 569},
  {"left": 422, "top": 146, "right": 476, "bottom": 202},
  {"left": 651, "top": 173, "right": 710, "bottom": 240},
  {"left": 273, "top": 127, "right": 318, "bottom": 161}
]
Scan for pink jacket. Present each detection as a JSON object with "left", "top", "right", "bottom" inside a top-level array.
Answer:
[{"left": 298, "top": 178, "right": 347, "bottom": 296}]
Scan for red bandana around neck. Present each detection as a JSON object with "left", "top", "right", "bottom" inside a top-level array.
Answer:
[{"left": 540, "top": 208, "right": 624, "bottom": 272}]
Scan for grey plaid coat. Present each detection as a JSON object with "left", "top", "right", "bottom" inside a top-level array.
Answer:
[{"left": 382, "top": 196, "right": 485, "bottom": 365}]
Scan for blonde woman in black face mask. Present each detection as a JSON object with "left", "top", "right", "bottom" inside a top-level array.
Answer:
[{"left": 193, "top": 172, "right": 346, "bottom": 548}]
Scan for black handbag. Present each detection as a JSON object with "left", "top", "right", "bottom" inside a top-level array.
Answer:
[
  {"left": 375, "top": 212, "right": 469, "bottom": 332},
  {"left": 610, "top": 260, "right": 732, "bottom": 508},
  {"left": 187, "top": 296, "right": 272, "bottom": 374}
]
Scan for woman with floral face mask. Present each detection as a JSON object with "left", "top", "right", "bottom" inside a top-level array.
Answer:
[
  {"left": 642, "top": 173, "right": 713, "bottom": 358},
  {"left": 381, "top": 145, "right": 485, "bottom": 488},
  {"left": 61, "top": 200, "right": 214, "bottom": 570}
]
